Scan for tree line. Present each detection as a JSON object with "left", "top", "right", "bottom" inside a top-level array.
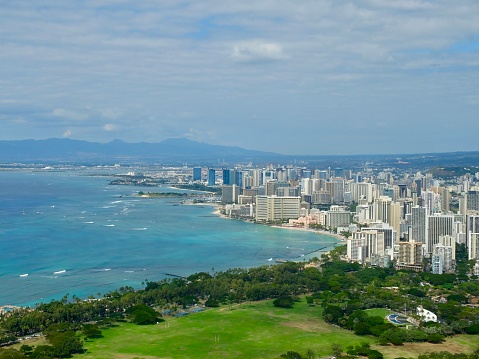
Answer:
[{"left": 1, "top": 245, "right": 478, "bottom": 358}]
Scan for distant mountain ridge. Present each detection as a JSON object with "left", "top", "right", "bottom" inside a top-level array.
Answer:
[
  {"left": 0, "top": 138, "right": 282, "bottom": 163},
  {"left": 0, "top": 138, "right": 478, "bottom": 169}
]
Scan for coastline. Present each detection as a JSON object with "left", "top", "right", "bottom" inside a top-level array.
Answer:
[
  {"left": 270, "top": 224, "right": 347, "bottom": 242},
  {"left": 212, "top": 205, "right": 346, "bottom": 254},
  {"left": 1, "top": 168, "right": 342, "bottom": 308}
]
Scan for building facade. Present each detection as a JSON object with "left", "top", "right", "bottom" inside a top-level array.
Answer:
[{"left": 255, "top": 195, "right": 301, "bottom": 222}]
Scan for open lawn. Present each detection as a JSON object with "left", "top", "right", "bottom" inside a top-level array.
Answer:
[
  {"left": 365, "top": 308, "right": 392, "bottom": 319},
  {"left": 72, "top": 300, "right": 475, "bottom": 359}
]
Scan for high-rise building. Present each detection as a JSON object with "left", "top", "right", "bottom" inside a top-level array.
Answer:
[
  {"left": 301, "top": 178, "right": 312, "bottom": 195},
  {"left": 221, "top": 185, "right": 240, "bottom": 204},
  {"left": 193, "top": 167, "right": 202, "bottom": 181},
  {"left": 235, "top": 171, "right": 244, "bottom": 189},
  {"left": 312, "top": 190, "right": 332, "bottom": 205},
  {"left": 347, "top": 237, "right": 368, "bottom": 263},
  {"left": 222, "top": 169, "right": 235, "bottom": 185},
  {"left": 355, "top": 204, "right": 370, "bottom": 224},
  {"left": 328, "top": 178, "right": 345, "bottom": 203},
  {"left": 255, "top": 195, "right": 301, "bottom": 222},
  {"left": 396, "top": 241, "right": 423, "bottom": 271},
  {"left": 467, "top": 191, "right": 479, "bottom": 212},
  {"left": 318, "top": 170, "right": 328, "bottom": 180},
  {"left": 372, "top": 196, "right": 400, "bottom": 233},
  {"left": 251, "top": 169, "right": 262, "bottom": 187},
  {"left": 439, "top": 235, "right": 456, "bottom": 260},
  {"left": 208, "top": 169, "right": 216, "bottom": 186},
  {"left": 265, "top": 180, "right": 278, "bottom": 196},
  {"left": 363, "top": 222, "right": 397, "bottom": 250},
  {"left": 411, "top": 206, "right": 427, "bottom": 245},
  {"left": 326, "top": 205, "right": 352, "bottom": 229},
  {"left": 347, "top": 230, "right": 385, "bottom": 263},
  {"left": 383, "top": 187, "right": 395, "bottom": 200},
  {"left": 243, "top": 188, "right": 259, "bottom": 199},
  {"left": 427, "top": 214, "right": 453, "bottom": 254},
  {"left": 432, "top": 244, "right": 454, "bottom": 274},
  {"left": 467, "top": 214, "right": 479, "bottom": 260},
  {"left": 277, "top": 186, "right": 300, "bottom": 197},
  {"left": 351, "top": 182, "right": 373, "bottom": 203},
  {"left": 334, "top": 168, "right": 344, "bottom": 178},
  {"left": 400, "top": 199, "right": 414, "bottom": 219},
  {"left": 262, "top": 170, "right": 275, "bottom": 185},
  {"left": 441, "top": 187, "right": 450, "bottom": 213},
  {"left": 398, "top": 184, "right": 408, "bottom": 198},
  {"left": 422, "top": 190, "right": 440, "bottom": 215}
]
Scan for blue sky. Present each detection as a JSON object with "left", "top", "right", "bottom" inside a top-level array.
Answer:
[{"left": 1, "top": 1, "right": 478, "bottom": 155}]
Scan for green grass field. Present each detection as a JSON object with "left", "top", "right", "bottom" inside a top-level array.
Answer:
[
  {"left": 71, "top": 299, "right": 477, "bottom": 359},
  {"left": 365, "top": 308, "right": 392, "bottom": 318}
]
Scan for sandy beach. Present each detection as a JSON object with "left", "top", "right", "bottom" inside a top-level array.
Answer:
[
  {"left": 271, "top": 224, "right": 347, "bottom": 242},
  {"left": 213, "top": 204, "right": 346, "bottom": 243}
]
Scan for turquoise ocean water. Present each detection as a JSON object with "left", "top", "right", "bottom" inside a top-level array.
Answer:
[{"left": 0, "top": 170, "right": 338, "bottom": 307}]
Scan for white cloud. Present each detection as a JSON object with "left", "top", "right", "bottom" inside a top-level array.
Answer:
[
  {"left": 1, "top": 0, "right": 479, "bottom": 153},
  {"left": 103, "top": 124, "right": 118, "bottom": 131},
  {"left": 232, "top": 41, "right": 287, "bottom": 62},
  {"left": 62, "top": 129, "right": 72, "bottom": 138}
]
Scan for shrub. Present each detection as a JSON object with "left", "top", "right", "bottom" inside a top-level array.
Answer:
[
  {"left": 427, "top": 333, "right": 445, "bottom": 343},
  {"left": 464, "top": 324, "right": 479, "bottom": 335},
  {"left": 205, "top": 298, "right": 220, "bottom": 307},
  {"left": 273, "top": 296, "right": 295, "bottom": 309}
]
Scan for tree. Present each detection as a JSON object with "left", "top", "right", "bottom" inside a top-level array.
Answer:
[
  {"left": 306, "top": 348, "right": 315, "bottom": 359},
  {"left": 465, "top": 324, "right": 479, "bottom": 334},
  {"left": 380, "top": 329, "right": 405, "bottom": 345},
  {"left": 45, "top": 330, "right": 84, "bottom": 357},
  {"left": 280, "top": 351, "right": 303, "bottom": 359},
  {"left": 131, "top": 310, "right": 159, "bottom": 325},
  {"left": 427, "top": 333, "right": 445, "bottom": 343},
  {"left": 368, "top": 349, "right": 384, "bottom": 359},
  {"left": 126, "top": 304, "right": 162, "bottom": 325},
  {"left": 322, "top": 305, "right": 343, "bottom": 324},
  {"left": 30, "top": 345, "right": 56, "bottom": 359},
  {"left": 331, "top": 343, "right": 343, "bottom": 357},
  {"left": 19, "top": 346, "right": 33, "bottom": 355},
  {"left": 0, "top": 349, "right": 27, "bottom": 359},
  {"left": 273, "top": 296, "right": 295, "bottom": 309},
  {"left": 205, "top": 298, "right": 220, "bottom": 307},
  {"left": 82, "top": 324, "right": 102, "bottom": 339},
  {"left": 354, "top": 322, "right": 371, "bottom": 335}
]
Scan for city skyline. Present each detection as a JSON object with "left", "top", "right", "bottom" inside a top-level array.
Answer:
[{"left": 1, "top": 1, "right": 479, "bottom": 155}]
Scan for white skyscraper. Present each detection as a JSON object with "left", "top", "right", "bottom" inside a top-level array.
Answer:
[
  {"left": 372, "top": 196, "right": 400, "bottom": 234},
  {"left": 427, "top": 214, "right": 454, "bottom": 254},
  {"left": 432, "top": 244, "right": 453, "bottom": 274},
  {"left": 467, "top": 215, "right": 479, "bottom": 260},
  {"left": 347, "top": 230, "right": 385, "bottom": 263},
  {"left": 411, "top": 206, "right": 427, "bottom": 245}
]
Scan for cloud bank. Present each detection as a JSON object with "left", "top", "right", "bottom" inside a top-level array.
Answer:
[{"left": 1, "top": 0, "right": 478, "bottom": 154}]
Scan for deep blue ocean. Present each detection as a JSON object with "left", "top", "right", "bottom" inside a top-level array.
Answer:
[{"left": 0, "top": 169, "right": 338, "bottom": 307}]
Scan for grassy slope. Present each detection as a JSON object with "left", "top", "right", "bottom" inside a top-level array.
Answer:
[{"left": 77, "top": 300, "right": 476, "bottom": 359}]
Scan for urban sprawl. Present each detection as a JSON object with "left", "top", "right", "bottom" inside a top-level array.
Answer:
[{"left": 178, "top": 164, "right": 479, "bottom": 276}]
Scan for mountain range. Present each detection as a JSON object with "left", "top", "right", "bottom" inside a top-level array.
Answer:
[
  {"left": 0, "top": 138, "right": 282, "bottom": 164},
  {"left": 0, "top": 138, "right": 478, "bottom": 169}
]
